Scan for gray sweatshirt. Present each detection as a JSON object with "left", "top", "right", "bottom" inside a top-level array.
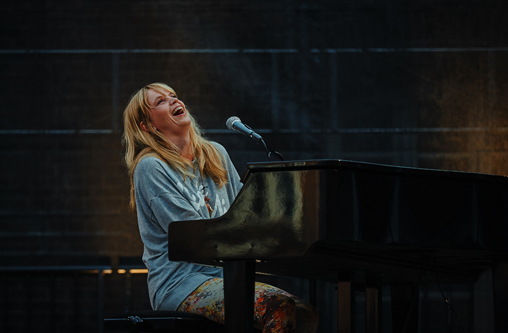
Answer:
[{"left": 133, "top": 142, "right": 243, "bottom": 310}]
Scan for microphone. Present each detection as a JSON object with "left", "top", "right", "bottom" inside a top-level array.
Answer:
[{"left": 226, "top": 116, "right": 263, "bottom": 142}]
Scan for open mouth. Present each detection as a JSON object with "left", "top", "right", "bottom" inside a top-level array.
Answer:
[{"left": 173, "top": 106, "right": 185, "bottom": 116}]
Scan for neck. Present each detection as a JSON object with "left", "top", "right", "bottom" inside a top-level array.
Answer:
[{"left": 166, "top": 132, "right": 193, "bottom": 161}]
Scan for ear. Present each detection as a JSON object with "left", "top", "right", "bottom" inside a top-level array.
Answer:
[{"left": 140, "top": 121, "right": 155, "bottom": 133}]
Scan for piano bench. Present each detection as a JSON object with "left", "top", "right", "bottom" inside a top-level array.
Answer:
[{"left": 103, "top": 310, "right": 225, "bottom": 332}]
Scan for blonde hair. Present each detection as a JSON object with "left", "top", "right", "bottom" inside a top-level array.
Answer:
[{"left": 122, "top": 82, "right": 228, "bottom": 210}]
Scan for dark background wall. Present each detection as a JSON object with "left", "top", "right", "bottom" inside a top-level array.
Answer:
[{"left": 1, "top": 0, "right": 507, "bottom": 332}]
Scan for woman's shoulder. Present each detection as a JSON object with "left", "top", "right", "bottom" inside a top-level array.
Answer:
[
  {"left": 134, "top": 155, "right": 170, "bottom": 179},
  {"left": 209, "top": 141, "right": 228, "bottom": 156},
  {"left": 210, "top": 141, "right": 225, "bottom": 150},
  {"left": 137, "top": 155, "right": 165, "bottom": 170}
]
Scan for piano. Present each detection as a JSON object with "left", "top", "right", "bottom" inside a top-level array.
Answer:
[{"left": 168, "top": 160, "right": 508, "bottom": 333}]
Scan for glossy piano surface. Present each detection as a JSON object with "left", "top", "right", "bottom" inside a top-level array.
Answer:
[{"left": 168, "top": 160, "right": 508, "bottom": 285}]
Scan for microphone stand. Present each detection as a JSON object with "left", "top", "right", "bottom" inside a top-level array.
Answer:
[{"left": 260, "top": 139, "right": 285, "bottom": 162}]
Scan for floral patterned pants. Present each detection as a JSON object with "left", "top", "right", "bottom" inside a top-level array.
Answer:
[{"left": 177, "top": 278, "right": 319, "bottom": 333}]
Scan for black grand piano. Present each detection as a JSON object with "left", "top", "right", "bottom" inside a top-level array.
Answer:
[{"left": 168, "top": 160, "right": 508, "bottom": 332}]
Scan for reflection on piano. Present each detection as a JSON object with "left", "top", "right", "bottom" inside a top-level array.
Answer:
[{"left": 168, "top": 160, "right": 508, "bottom": 333}]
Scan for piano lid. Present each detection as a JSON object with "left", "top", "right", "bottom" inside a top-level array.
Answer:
[{"left": 242, "top": 159, "right": 508, "bottom": 183}]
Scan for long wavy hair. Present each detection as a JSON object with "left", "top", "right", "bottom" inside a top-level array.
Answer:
[{"left": 123, "top": 82, "right": 228, "bottom": 210}]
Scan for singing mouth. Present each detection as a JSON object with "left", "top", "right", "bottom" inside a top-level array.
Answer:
[{"left": 173, "top": 106, "right": 185, "bottom": 116}]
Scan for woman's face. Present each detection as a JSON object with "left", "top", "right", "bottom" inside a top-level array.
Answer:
[{"left": 145, "top": 89, "right": 191, "bottom": 137}]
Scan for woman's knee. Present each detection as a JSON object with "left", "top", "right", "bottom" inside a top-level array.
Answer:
[
  {"left": 255, "top": 293, "right": 297, "bottom": 332},
  {"left": 257, "top": 293, "right": 319, "bottom": 333},
  {"left": 258, "top": 292, "right": 296, "bottom": 316},
  {"left": 295, "top": 300, "right": 319, "bottom": 333}
]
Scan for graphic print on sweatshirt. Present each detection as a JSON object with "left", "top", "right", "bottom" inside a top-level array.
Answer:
[{"left": 176, "top": 180, "right": 229, "bottom": 219}]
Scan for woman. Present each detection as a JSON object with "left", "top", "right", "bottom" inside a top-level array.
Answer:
[{"left": 123, "top": 82, "right": 318, "bottom": 332}]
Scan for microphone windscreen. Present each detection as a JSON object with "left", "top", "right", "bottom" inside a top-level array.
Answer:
[{"left": 226, "top": 116, "right": 241, "bottom": 130}]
